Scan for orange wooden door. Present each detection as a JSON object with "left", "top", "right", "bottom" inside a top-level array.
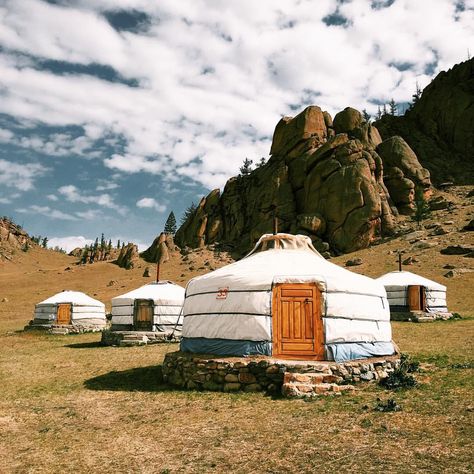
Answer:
[
  {"left": 408, "top": 285, "right": 422, "bottom": 310},
  {"left": 272, "top": 284, "right": 324, "bottom": 360},
  {"left": 56, "top": 304, "right": 71, "bottom": 325},
  {"left": 134, "top": 300, "right": 153, "bottom": 330}
]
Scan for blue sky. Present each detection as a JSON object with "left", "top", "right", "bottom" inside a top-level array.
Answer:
[{"left": 0, "top": 0, "right": 473, "bottom": 251}]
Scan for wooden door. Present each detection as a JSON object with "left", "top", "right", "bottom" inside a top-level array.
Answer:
[
  {"left": 272, "top": 284, "right": 324, "bottom": 360},
  {"left": 134, "top": 300, "right": 154, "bottom": 331},
  {"left": 56, "top": 303, "right": 71, "bottom": 325},
  {"left": 408, "top": 285, "right": 425, "bottom": 311}
]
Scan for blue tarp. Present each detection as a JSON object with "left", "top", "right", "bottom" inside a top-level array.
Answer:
[
  {"left": 326, "top": 342, "right": 395, "bottom": 362},
  {"left": 180, "top": 337, "right": 272, "bottom": 357}
]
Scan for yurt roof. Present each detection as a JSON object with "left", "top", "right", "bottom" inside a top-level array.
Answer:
[
  {"left": 186, "top": 233, "right": 386, "bottom": 297},
  {"left": 37, "top": 290, "right": 105, "bottom": 307},
  {"left": 112, "top": 281, "right": 185, "bottom": 306},
  {"left": 376, "top": 271, "right": 446, "bottom": 291}
]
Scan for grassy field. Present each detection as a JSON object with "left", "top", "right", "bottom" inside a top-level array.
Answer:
[{"left": 0, "top": 318, "right": 472, "bottom": 474}]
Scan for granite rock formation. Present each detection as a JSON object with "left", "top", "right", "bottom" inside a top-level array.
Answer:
[
  {"left": 375, "top": 58, "right": 474, "bottom": 184},
  {"left": 176, "top": 104, "right": 433, "bottom": 255}
]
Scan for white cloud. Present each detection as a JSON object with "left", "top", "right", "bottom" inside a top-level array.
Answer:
[
  {"left": 47, "top": 194, "right": 58, "bottom": 201},
  {"left": 16, "top": 205, "right": 78, "bottom": 220},
  {"left": 47, "top": 235, "right": 93, "bottom": 252},
  {"left": 0, "top": 0, "right": 472, "bottom": 191},
  {"left": 57, "top": 184, "right": 126, "bottom": 215},
  {"left": 96, "top": 182, "right": 119, "bottom": 191},
  {"left": 136, "top": 197, "right": 166, "bottom": 213},
  {"left": 0, "top": 158, "right": 46, "bottom": 191}
]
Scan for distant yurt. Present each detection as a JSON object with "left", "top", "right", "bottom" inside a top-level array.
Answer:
[
  {"left": 110, "top": 281, "right": 185, "bottom": 333},
  {"left": 29, "top": 290, "right": 106, "bottom": 332},
  {"left": 180, "top": 233, "right": 396, "bottom": 362},
  {"left": 376, "top": 271, "right": 452, "bottom": 321}
]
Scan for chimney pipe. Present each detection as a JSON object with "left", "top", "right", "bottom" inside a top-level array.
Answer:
[
  {"left": 398, "top": 252, "right": 402, "bottom": 272},
  {"left": 156, "top": 263, "right": 160, "bottom": 283}
]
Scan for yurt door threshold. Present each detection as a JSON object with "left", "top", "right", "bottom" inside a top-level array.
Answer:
[{"left": 272, "top": 284, "right": 324, "bottom": 360}]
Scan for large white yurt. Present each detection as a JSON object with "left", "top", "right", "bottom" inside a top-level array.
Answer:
[
  {"left": 180, "top": 233, "right": 396, "bottom": 362},
  {"left": 31, "top": 290, "right": 106, "bottom": 331},
  {"left": 376, "top": 271, "right": 451, "bottom": 320},
  {"left": 111, "top": 281, "right": 185, "bottom": 332}
]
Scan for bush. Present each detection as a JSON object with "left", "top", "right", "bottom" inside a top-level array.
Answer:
[
  {"left": 379, "top": 354, "right": 419, "bottom": 390},
  {"left": 374, "top": 398, "right": 402, "bottom": 412}
]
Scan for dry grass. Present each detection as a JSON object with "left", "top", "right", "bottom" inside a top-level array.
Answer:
[{"left": 0, "top": 186, "right": 473, "bottom": 473}]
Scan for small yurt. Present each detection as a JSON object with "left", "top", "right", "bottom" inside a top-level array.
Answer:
[
  {"left": 376, "top": 271, "right": 451, "bottom": 321},
  {"left": 30, "top": 290, "right": 106, "bottom": 332},
  {"left": 110, "top": 281, "right": 185, "bottom": 333},
  {"left": 180, "top": 233, "right": 396, "bottom": 362}
]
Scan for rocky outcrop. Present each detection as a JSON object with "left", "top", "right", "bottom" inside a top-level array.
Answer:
[
  {"left": 0, "top": 217, "right": 33, "bottom": 261},
  {"left": 176, "top": 103, "right": 430, "bottom": 255},
  {"left": 141, "top": 232, "right": 179, "bottom": 263},
  {"left": 376, "top": 137, "right": 431, "bottom": 214},
  {"left": 115, "top": 243, "right": 139, "bottom": 269},
  {"left": 375, "top": 58, "right": 474, "bottom": 184}
]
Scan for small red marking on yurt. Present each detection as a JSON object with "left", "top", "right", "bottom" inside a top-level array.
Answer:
[{"left": 216, "top": 287, "right": 229, "bottom": 299}]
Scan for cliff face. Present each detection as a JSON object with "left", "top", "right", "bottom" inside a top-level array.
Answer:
[
  {"left": 375, "top": 58, "right": 474, "bottom": 184},
  {"left": 176, "top": 105, "right": 432, "bottom": 255},
  {"left": 0, "top": 217, "right": 33, "bottom": 261}
]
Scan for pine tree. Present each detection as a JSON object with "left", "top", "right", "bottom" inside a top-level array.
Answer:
[
  {"left": 382, "top": 104, "right": 388, "bottom": 116},
  {"left": 41, "top": 237, "right": 48, "bottom": 248},
  {"left": 164, "top": 211, "right": 177, "bottom": 235},
  {"left": 100, "top": 233, "right": 105, "bottom": 250},
  {"left": 239, "top": 158, "right": 253, "bottom": 176},
  {"left": 376, "top": 105, "right": 382, "bottom": 120},
  {"left": 389, "top": 98, "right": 397, "bottom": 116},
  {"left": 362, "top": 109, "right": 371, "bottom": 122},
  {"left": 257, "top": 157, "right": 267, "bottom": 168},
  {"left": 107, "top": 239, "right": 112, "bottom": 251},
  {"left": 180, "top": 202, "right": 197, "bottom": 225},
  {"left": 117, "top": 239, "right": 121, "bottom": 249},
  {"left": 411, "top": 187, "right": 431, "bottom": 228},
  {"left": 409, "top": 81, "right": 422, "bottom": 110},
  {"left": 93, "top": 237, "right": 99, "bottom": 251}
]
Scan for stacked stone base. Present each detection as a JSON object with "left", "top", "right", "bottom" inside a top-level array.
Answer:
[
  {"left": 162, "top": 352, "right": 401, "bottom": 398},
  {"left": 24, "top": 322, "right": 106, "bottom": 334},
  {"left": 391, "top": 311, "right": 453, "bottom": 322},
  {"left": 101, "top": 329, "right": 181, "bottom": 347}
]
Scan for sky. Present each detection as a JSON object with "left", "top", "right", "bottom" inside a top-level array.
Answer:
[{"left": 0, "top": 0, "right": 473, "bottom": 252}]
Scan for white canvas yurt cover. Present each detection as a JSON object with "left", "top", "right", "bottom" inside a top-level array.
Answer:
[
  {"left": 33, "top": 290, "right": 106, "bottom": 327},
  {"left": 376, "top": 271, "right": 449, "bottom": 314},
  {"left": 180, "top": 234, "right": 396, "bottom": 362},
  {"left": 111, "top": 281, "right": 185, "bottom": 332}
]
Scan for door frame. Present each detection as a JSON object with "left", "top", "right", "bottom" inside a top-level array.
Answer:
[
  {"left": 133, "top": 299, "right": 154, "bottom": 331},
  {"left": 407, "top": 285, "right": 426, "bottom": 311},
  {"left": 56, "top": 303, "right": 72, "bottom": 325},
  {"left": 272, "top": 283, "right": 324, "bottom": 361}
]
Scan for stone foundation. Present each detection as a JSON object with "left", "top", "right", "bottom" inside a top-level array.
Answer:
[
  {"left": 24, "top": 322, "right": 106, "bottom": 334},
  {"left": 391, "top": 311, "right": 453, "bottom": 322},
  {"left": 101, "top": 330, "right": 181, "bottom": 347},
  {"left": 162, "top": 351, "right": 401, "bottom": 398}
]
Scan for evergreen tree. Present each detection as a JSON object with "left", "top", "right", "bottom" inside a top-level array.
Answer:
[
  {"left": 257, "top": 157, "right": 267, "bottom": 168},
  {"left": 100, "top": 233, "right": 105, "bottom": 250},
  {"left": 409, "top": 81, "right": 422, "bottom": 110},
  {"left": 239, "top": 158, "right": 253, "bottom": 176},
  {"left": 93, "top": 237, "right": 99, "bottom": 251},
  {"left": 164, "top": 211, "right": 177, "bottom": 234},
  {"left": 382, "top": 104, "right": 388, "bottom": 116},
  {"left": 376, "top": 105, "right": 382, "bottom": 120},
  {"left": 117, "top": 239, "right": 121, "bottom": 249},
  {"left": 41, "top": 237, "right": 48, "bottom": 248},
  {"left": 411, "top": 187, "right": 431, "bottom": 228},
  {"left": 180, "top": 202, "right": 197, "bottom": 225},
  {"left": 388, "top": 98, "right": 397, "bottom": 116},
  {"left": 107, "top": 239, "right": 112, "bottom": 251},
  {"left": 362, "top": 109, "right": 371, "bottom": 122}
]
